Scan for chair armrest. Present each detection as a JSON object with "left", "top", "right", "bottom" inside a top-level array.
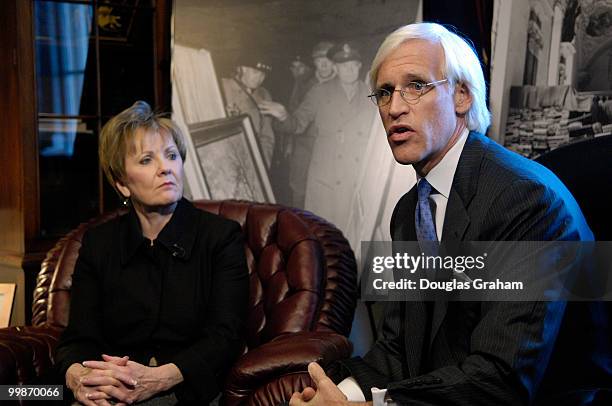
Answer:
[
  {"left": 0, "top": 326, "right": 62, "bottom": 384},
  {"left": 226, "top": 331, "right": 352, "bottom": 393}
]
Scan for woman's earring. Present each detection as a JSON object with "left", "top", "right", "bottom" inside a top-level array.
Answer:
[{"left": 122, "top": 198, "right": 129, "bottom": 206}]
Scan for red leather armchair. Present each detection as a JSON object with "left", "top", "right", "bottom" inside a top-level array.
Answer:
[{"left": 0, "top": 200, "right": 358, "bottom": 405}]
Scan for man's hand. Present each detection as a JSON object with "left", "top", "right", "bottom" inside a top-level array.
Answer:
[
  {"left": 289, "top": 362, "right": 349, "bottom": 406},
  {"left": 258, "top": 100, "right": 288, "bottom": 121}
]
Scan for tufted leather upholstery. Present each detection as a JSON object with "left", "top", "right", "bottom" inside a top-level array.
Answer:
[{"left": 0, "top": 200, "right": 357, "bottom": 405}]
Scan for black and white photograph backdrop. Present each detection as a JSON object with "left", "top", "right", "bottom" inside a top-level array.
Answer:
[
  {"left": 172, "top": 0, "right": 421, "bottom": 250},
  {"left": 490, "top": 0, "right": 612, "bottom": 159}
]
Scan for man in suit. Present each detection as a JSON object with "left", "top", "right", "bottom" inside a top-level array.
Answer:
[{"left": 289, "top": 23, "right": 610, "bottom": 406}]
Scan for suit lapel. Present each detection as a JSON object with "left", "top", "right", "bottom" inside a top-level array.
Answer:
[
  {"left": 441, "top": 189, "right": 470, "bottom": 240},
  {"left": 404, "top": 301, "right": 428, "bottom": 378},
  {"left": 390, "top": 187, "right": 417, "bottom": 241},
  {"left": 429, "top": 301, "right": 449, "bottom": 352},
  {"left": 390, "top": 189, "right": 425, "bottom": 376},
  {"left": 429, "top": 191, "right": 469, "bottom": 350},
  {"left": 429, "top": 132, "right": 486, "bottom": 350},
  {"left": 440, "top": 131, "right": 485, "bottom": 241}
]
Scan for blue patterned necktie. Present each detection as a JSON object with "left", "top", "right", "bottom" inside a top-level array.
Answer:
[
  {"left": 415, "top": 178, "right": 438, "bottom": 243},
  {"left": 415, "top": 178, "right": 439, "bottom": 301}
]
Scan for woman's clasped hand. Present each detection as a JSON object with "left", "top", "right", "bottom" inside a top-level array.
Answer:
[{"left": 67, "top": 354, "right": 182, "bottom": 405}]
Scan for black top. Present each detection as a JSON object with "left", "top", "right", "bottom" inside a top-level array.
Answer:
[{"left": 55, "top": 198, "right": 249, "bottom": 404}]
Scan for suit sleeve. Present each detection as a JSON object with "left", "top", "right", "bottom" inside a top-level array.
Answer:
[
  {"left": 386, "top": 301, "right": 566, "bottom": 406},
  {"left": 168, "top": 221, "right": 249, "bottom": 403},
  {"left": 54, "top": 230, "right": 110, "bottom": 378},
  {"left": 353, "top": 180, "right": 583, "bottom": 405},
  {"left": 331, "top": 300, "right": 407, "bottom": 391}
]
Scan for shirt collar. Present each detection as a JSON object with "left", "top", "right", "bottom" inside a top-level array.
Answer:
[
  {"left": 120, "top": 198, "right": 199, "bottom": 265},
  {"left": 417, "top": 128, "right": 469, "bottom": 198}
]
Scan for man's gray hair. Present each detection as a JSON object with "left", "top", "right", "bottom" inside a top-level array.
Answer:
[{"left": 369, "top": 23, "right": 491, "bottom": 134}]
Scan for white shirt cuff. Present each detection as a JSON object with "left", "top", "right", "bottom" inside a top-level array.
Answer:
[
  {"left": 337, "top": 376, "right": 366, "bottom": 402},
  {"left": 371, "top": 387, "right": 398, "bottom": 406},
  {"left": 337, "top": 377, "right": 398, "bottom": 405}
]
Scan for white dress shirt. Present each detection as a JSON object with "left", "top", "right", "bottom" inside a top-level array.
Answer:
[
  {"left": 337, "top": 128, "right": 469, "bottom": 405},
  {"left": 418, "top": 128, "right": 468, "bottom": 240}
]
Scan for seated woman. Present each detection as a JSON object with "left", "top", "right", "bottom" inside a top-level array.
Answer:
[{"left": 54, "top": 101, "right": 249, "bottom": 405}]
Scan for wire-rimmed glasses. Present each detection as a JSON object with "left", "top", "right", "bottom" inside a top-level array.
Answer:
[{"left": 368, "top": 78, "right": 449, "bottom": 107}]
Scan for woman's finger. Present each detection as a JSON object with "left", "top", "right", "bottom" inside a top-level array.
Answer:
[
  {"left": 110, "top": 371, "right": 138, "bottom": 387},
  {"left": 94, "top": 369, "right": 137, "bottom": 387},
  {"left": 93, "top": 385, "right": 133, "bottom": 403},
  {"left": 84, "top": 366, "right": 137, "bottom": 387},
  {"left": 102, "top": 354, "right": 129, "bottom": 365},
  {"left": 80, "top": 375, "right": 122, "bottom": 387},
  {"left": 82, "top": 360, "right": 121, "bottom": 371},
  {"left": 75, "top": 388, "right": 100, "bottom": 406},
  {"left": 85, "top": 389, "right": 112, "bottom": 400}
]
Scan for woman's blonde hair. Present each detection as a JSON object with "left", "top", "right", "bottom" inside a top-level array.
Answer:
[{"left": 99, "top": 101, "right": 187, "bottom": 194}]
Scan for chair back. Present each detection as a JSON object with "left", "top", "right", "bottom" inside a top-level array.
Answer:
[{"left": 535, "top": 135, "right": 612, "bottom": 240}]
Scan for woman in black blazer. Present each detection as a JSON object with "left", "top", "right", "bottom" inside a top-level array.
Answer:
[{"left": 55, "top": 101, "right": 249, "bottom": 405}]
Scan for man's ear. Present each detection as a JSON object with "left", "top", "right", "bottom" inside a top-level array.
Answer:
[
  {"left": 454, "top": 82, "right": 473, "bottom": 115},
  {"left": 115, "top": 180, "right": 131, "bottom": 199}
]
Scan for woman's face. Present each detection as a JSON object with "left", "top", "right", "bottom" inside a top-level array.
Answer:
[{"left": 116, "top": 128, "right": 184, "bottom": 212}]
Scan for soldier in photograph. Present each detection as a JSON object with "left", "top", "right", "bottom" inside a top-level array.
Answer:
[
  {"left": 222, "top": 56, "right": 276, "bottom": 171},
  {"left": 260, "top": 43, "right": 376, "bottom": 230}
]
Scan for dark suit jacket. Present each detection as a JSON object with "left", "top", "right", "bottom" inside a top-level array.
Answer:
[
  {"left": 55, "top": 198, "right": 249, "bottom": 404},
  {"left": 335, "top": 132, "right": 611, "bottom": 405}
]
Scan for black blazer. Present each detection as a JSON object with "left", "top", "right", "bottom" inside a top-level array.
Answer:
[
  {"left": 55, "top": 198, "right": 249, "bottom": 404},
  {"left": 335, "top": 132, "right": 610, "bottom": 405}
]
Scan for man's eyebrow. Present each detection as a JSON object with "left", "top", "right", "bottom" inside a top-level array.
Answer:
[
  {"left": 401, "top": 72, "right": 428, "bottom": 82},
  {"left": 375, "top": 81, "right": 394, "bottom": 90},
  {"left": 376, "top": 73, "right": 429, "bottom": 89}
]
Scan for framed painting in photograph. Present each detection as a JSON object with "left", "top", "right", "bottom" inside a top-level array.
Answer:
[
  {"left": 188, "top": 115, "right": 275, "bottom": 203},
  {"left": 0, "top": 284, "right": 16, "bottom": 328}
]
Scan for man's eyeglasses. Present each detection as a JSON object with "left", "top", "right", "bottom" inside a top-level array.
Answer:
[{"left": 368, "top": 79, "right": 449, "bottom": 107}]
